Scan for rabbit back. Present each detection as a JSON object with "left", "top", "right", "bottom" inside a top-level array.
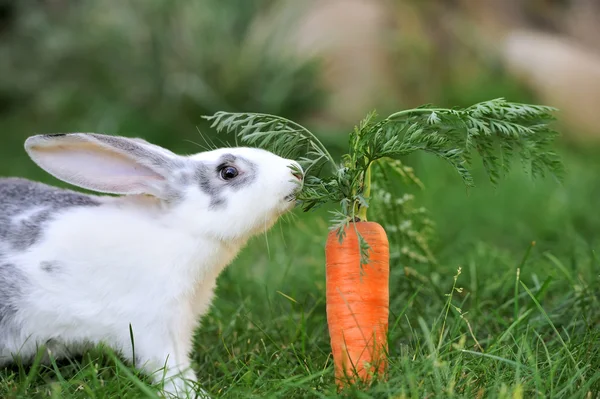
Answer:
[
  {"left": 0, "top": 178, "right": 101, "bottom": 251},
  {"left": 0, "top": 178, "right": 102, "bottom": 361}
]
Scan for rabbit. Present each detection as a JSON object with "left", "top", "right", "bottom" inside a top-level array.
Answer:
[{"left": 0, "top": 133, "right": 304, "bottom": 398}]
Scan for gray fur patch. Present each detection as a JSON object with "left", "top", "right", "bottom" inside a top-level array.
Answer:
[
  {"left": 194, "top": 154, "right": 257, "bottom": 209},
  {"left": 89, "top": 134, "right": 185, "bottom": 173},
  {"left": 0, "top": 178, "right": 100, "bottom": 250},
  {"left": 0, "top": 263, "right": 26, "bottom": 341},
  {"left": 40, "top": 261, "right": 60, "bottom": 273}
]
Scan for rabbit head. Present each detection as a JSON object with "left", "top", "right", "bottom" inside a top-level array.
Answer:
[{"left": 24, "top": 133, "right": 303, "bottom": 241}]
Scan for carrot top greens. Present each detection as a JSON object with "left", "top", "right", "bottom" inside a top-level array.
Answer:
[{"left": 204, "top": 98, "right": 563, "bottom": 230}]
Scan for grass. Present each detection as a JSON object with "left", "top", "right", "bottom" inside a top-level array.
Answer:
[{"left": 0, "top": 137, "right": 599, "bottom": 398}]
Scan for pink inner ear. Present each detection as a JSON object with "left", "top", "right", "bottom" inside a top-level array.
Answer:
[{"left": 31, "top": 143, "right": 165, "bottom": 195}]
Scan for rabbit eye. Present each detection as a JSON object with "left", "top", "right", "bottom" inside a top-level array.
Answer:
[{"left": 220, "top": 166, "right": 238, "bottom": 180}]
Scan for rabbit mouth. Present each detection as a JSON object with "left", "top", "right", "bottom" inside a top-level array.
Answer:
[
  {"left": 284, "top": 185, "right": 302, "bottom": 202},
  {"left": 283, "top": 182, "right": 302, "bottom": 202}
]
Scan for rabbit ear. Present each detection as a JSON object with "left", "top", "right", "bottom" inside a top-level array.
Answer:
[{"left": 24, "top": 133, "right": 182, "bottom": 198}]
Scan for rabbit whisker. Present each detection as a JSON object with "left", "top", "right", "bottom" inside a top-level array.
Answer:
[{"left": 194, "top": 126, "right": 218, "bottom": 151}]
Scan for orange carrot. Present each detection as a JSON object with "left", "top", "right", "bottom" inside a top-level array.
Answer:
[{"left": 326, "top": 221, "right": 389, "bottom": 387}]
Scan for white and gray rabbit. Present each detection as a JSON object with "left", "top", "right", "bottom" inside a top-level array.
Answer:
[{"left": 0, "top": 133, "right": 303, "bottom": 397}]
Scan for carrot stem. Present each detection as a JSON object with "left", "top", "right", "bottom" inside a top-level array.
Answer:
[
  {"left": 357, "top": 163, "right": 372, "bottom": 221},
  {"left": 386, "top": 107, "right": 451, "bottom": 120}
]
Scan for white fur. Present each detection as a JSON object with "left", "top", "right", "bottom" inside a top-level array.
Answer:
[{"left": 0, "top": 134, "right": 303, "bottom": 398}]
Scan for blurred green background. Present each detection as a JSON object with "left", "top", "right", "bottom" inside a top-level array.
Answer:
[
  {"left": 2, "top": 0, "right": 599, "bottom": 257},
  {"left": 1, "top": 1, "right": 600, "bottom": 397}
]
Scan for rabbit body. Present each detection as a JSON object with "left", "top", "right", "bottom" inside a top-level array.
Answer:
[{"left": 0, "top": 133, "right": 303, "bottom": 397}]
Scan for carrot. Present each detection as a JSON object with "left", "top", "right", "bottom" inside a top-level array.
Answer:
[{"left": 326, "top": 221, "right": 389, "bottom": 387}]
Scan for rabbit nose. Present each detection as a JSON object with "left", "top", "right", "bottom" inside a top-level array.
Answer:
[{"left": 290, "top": 162, "right": 304, "bottom": 181}]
